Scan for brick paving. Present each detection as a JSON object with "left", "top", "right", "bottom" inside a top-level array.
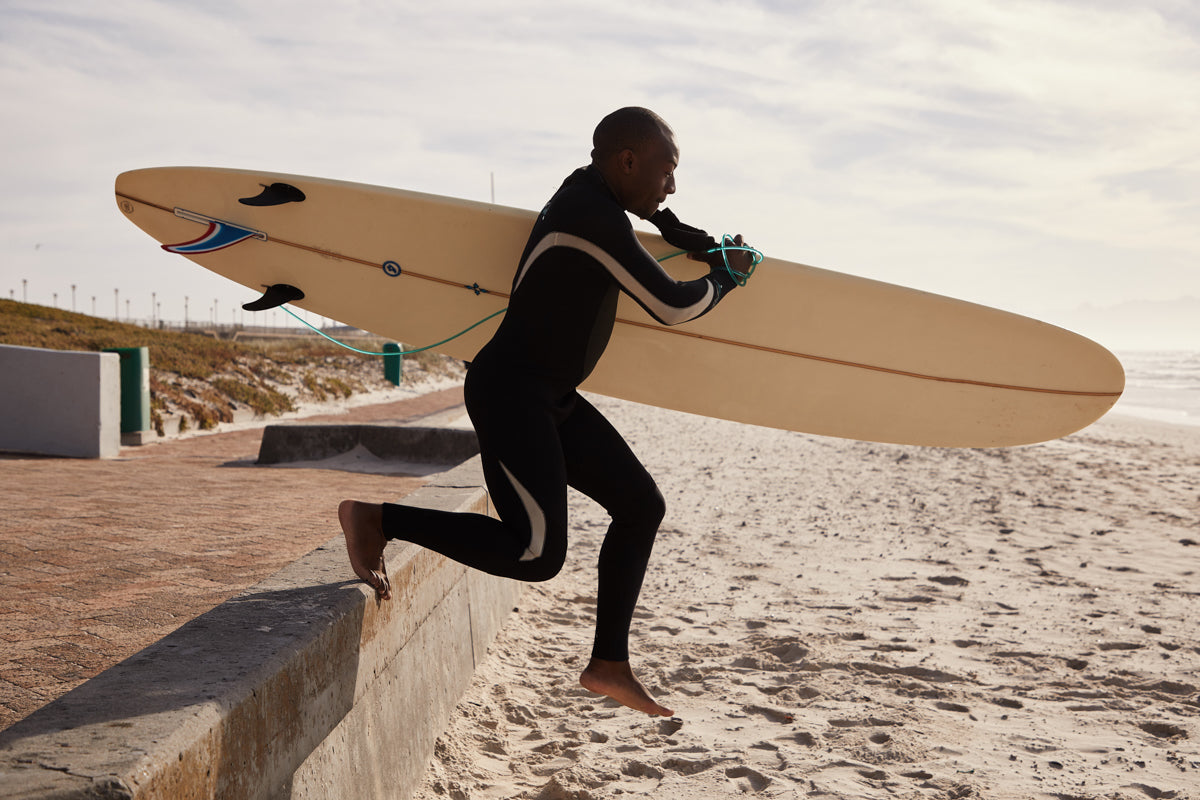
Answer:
[{"left": 0, "top": 386, "right": 465, "bottom": 731}]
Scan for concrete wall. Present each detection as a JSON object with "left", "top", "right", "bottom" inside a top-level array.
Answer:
[
  {"left": 0, "top": 344, "right": 121, "bottom": 458},
  {"left": 257, "top": 424, "right": 480, "bottom": 471},
  {"left": 0, "top": 458, "right": 520, "bottom": 800}
]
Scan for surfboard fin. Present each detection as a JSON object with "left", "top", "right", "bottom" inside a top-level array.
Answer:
[
  {"left": 239, "top": 182, "right": 306, "bottom": 206},
  {"left": 243, "top": 283, "right": 305, "bottom": 311}
]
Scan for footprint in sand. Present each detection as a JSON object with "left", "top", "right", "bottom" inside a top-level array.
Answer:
[
  {"left": 501, "top": 701, "right": 537, "bottom": 726},
  {"left": 1138, "top": 721, "right": 1188, "bottom": 740},
  {"left": 764, "top": 641, "right": 810, "bottom": 662},
  {"left": 659, "top": 756, "right": 717, "bottom": 776},
  {"left": 934, "top": 701, "right": 972, "bottom": 715},
  {"left": 742, "top": 704, "right": 796, "bottom": 724},
  {"left": 928, "top": 574, "right": 970, "bottom": 586},
  {"left": 827, "top": 717, "right": 903, "bottom": 729},
  {"left": 990, "top": 696, "right": 1024, "bottom": 710},
  {"left": 657, "top": 717, "right": 684, "bottom": 736},
  {"left": 725, "top": 765, "right": 771, "bottom": 793},
  {"left": 622, "top": 760, "right": 664, "bottom": 780},
  {"left": 787, "top": 731, "right": 818, "bottom": 746}
]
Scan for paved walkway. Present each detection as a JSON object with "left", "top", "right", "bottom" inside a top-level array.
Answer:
[{"left": 0, "top": 386, "right": 466, "bottom": 731}]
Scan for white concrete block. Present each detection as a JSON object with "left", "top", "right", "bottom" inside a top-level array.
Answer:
[{"left": 0, "top": 344, "right": 120, "bottom": 458}]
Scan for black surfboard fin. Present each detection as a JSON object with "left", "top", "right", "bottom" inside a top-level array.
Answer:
[
  {"left": 243, "top": 283, "right": 305, "bottom": 311},
  {"left": 239, "top": 182, "right": 306, "bottom": 206}
]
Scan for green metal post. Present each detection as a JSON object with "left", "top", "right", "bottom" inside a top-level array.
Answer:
[
  {"left": 103, "top": 346, "right": 151, "bottom": 433},
  {"left": 383, "top": 342, "right": 403, "bottom": 385}
]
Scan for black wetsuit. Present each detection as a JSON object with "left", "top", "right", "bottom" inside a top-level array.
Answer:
[{"left": 381, "top": 165, "right": 738, "bottom": 661}]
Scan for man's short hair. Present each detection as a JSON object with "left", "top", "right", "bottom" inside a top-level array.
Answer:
[{"left": 591, "top": 107, "right": 674, "bottom": 163}]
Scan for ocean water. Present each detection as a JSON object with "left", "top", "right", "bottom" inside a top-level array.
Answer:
[{"left": 1113, "top": 350, "right": 1200, "bottom": 427}]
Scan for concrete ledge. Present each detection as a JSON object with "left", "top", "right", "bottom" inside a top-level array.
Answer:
[
  {"left": 257, "top": 424, "right": 480, "bottom": 473},
  {"left": 0, "top": 344, "right": 120, "bottom": 458},
  {"left": 0, "top": 457, "right": 518, "bottom": 800},
  {"left": 121, "top": 430, "right": 157, "bottom": 447}
]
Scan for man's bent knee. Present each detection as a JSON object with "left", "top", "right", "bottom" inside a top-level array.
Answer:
[
  {"left": 621, "top": 485, "right": 666, "bottom": 531},
  {"left": 517, "top": 550, "right": 566, "bottom": 582}
]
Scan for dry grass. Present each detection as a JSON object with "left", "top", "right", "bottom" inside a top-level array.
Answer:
[{"left": 1, "top": 299, "right": 464, "bottom": 434}]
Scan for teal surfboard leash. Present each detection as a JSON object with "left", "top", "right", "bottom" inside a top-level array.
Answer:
[
  {"left": 279, "top": 238, "right": 763, "bottom": 356},
  {"left": 280, "top": 305, "right": 506, "bottom": 356}
]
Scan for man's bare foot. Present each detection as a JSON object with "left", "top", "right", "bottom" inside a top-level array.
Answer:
[
  {"left": 338, "top": 500, "right": 391, "bottom": 600},
  {"left": 580, "top": 658, "right": 674, "bottom": 716}
]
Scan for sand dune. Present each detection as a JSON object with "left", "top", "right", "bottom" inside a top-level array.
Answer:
[{"left": 413, "top": 398, "right": 1198, "bottom": 800}]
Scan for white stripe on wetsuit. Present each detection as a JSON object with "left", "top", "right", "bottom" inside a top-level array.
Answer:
[
  {"left": 514, "top": 232, "right": 714, "bottom": 326},
  {"left": 500, "top": 462, "right": 547, "bottom": 561}
]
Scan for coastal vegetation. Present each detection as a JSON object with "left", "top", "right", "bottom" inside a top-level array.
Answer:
[{"left": 0, "top": 299, "right": 460, "bottom": 435}]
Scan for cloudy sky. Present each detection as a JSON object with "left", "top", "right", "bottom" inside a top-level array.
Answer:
[{"left": 2, "top": 0, "right": 1197, "bottom": 348}]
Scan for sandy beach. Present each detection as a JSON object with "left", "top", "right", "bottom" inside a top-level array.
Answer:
[{"left": 412, "top": 399, "right": 1199, "bottom": 800}]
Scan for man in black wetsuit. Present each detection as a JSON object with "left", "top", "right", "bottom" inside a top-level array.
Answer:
[{"left": 340, "top": 107, "right": 753, "bottom": 716}]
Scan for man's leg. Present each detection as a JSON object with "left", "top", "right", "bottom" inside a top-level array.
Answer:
[
  {"left": 340, "top": 378, "right": 571, "bottom": 591},
  {"left": 558, "top": 396, "right": 673, "bottom": 716},
  {"left": 378, "top": 420, "right": 571, "bottom": 581}
]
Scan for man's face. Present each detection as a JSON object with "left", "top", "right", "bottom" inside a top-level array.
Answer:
[{"left": 620, "top": 132, "right": 678, "bottom": 219}]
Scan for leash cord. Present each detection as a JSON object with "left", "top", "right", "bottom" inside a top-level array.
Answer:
[
  {"left": 279, "top": 306, "right": 506, "bottom": 356},
  {"left": 277, "top": 237, "right": 762, "bottom": 356}
]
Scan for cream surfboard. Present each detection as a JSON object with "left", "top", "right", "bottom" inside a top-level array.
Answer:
[{"left": 114, "top": 167, "right": 1123, "bottom": 447}]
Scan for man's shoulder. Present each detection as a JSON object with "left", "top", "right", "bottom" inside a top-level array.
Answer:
[{"left": 543, "top": 167, "right": 629, "bottom": 235}]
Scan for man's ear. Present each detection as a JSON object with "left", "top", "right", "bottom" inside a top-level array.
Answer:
[{"left": 618, "top": 148, "right": 637, "bottom": 174}]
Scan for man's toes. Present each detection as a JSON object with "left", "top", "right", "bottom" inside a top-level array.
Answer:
[{"left": 374, "top": 562, "right": 391, "bottom": 598}]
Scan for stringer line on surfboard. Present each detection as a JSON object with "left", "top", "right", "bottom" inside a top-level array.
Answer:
[
  {"left": 122, "top": 192, "right": 504, "bottom": 296},
  {"left": 616, "top": 318, "right": 1121, "bottom": 398},
  {"left": 121, "top": 190, "right": 1122, "bottom": 402}
]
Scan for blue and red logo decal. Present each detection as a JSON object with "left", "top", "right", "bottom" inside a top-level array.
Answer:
[{"left": 163, "top": 209, "right": 266, "bottom": 254}]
